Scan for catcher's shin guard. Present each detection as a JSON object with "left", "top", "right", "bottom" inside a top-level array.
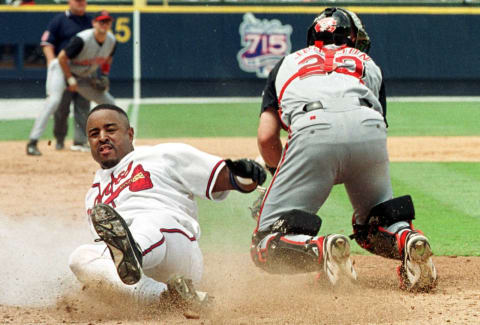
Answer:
[
  {"left": 250, "top": 233, "right": 357, "bottom": 285},
  {"left": 90, "top": 203, "right": 144, "bottom": 285},
  {"left": 351, "top": 196, "right": 415, "bottom": 259},
  {"left": 251, "top": 232, "right": 322, "bottom": 274},
  {"left": 251, "top": 209, "right": 323, "bottom": 273}
]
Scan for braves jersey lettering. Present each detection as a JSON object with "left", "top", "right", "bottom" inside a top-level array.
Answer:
[{"left": 90, "top": 162, "right": 153, "bottom": 210}]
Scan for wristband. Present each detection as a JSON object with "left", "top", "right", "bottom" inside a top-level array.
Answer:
[
  {"left": 229, "top": 171, "right": 251, "bottom": 193},
  {"left": 67, "top": 76, "right": 77, "bottom": 86}
]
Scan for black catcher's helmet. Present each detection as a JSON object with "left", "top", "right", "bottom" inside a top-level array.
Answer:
[{"left": 307, "top": 7, "right": 371, "bottom": 53}]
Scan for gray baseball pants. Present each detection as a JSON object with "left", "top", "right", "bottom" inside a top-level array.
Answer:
[
  {"left": 29, "top": 59, "right": 115, "bottom": 141},
  {"left": 53, "top": 90, "right": 90, "bottom": 145},
  {"left": 258, "top": 105, "right": 393, "bottom": 232}
]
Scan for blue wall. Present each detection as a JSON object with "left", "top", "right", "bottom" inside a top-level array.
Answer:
[{"left": 1, "top": 11, "right": 479, "bottom": 97}]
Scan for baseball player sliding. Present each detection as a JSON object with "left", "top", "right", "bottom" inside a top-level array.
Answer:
[
  {"left": 251, "top": 7, "right": 437, "bottom": 291},
  {"left": 27, "top": 11, "right": 116, "bottom": 156},
  {"left": 68, "top": 104, "right": 266, "bottom": 306}
]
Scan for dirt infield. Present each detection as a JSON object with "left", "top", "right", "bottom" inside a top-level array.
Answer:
[{"left": 1, "top": 137, "right": 480, "bottom": 324}]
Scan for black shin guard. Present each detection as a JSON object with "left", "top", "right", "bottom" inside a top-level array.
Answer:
[
  {"left": 351, "top": 196, "right": 415, "bottom": 259},
  {"left": 251, "top": 210, "right": 323, "bottom": 273},
  {"left": 251, "top": 233, "right": 322, "bottom": 273}
]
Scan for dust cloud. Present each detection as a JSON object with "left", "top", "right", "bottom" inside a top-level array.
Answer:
[{"left": 0, "top": 214, "right": 91, "bottom": 306}]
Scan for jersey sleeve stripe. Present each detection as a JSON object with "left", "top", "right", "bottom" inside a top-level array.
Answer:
[{"left": 205, "top": 160, "right": 225, "bottom": 200}]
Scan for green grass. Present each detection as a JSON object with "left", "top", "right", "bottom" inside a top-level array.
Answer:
[
  {"left": 2, "top": 101, "right": 480, "bottom": 140},
  {"left": 386, "top": 101, "right": 480, "bottom": 136},
  {"left": 198, "top": 162, "right": 480, "bottom": 256},
  {"left": 136, "top": 103, "right": 260, "bottom": 138},
  {"left": 136, "top": 101, "right": 480, "bottom": 138},
  {"left": 0, "top": 119, "right": 50, "bottom": 141}
]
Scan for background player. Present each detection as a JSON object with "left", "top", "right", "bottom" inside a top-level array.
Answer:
[
  {"left": 27, "top": 11, "right": 116, "bottom": 156},
  {"left": 251, "top": 7, "right": 437, "bottom": 291},
  {"left": 69, "top": 103, "right": 266, "bottom": 306},
  {"left": 39, "top": 0, "right": 92, "bottom": 153}
]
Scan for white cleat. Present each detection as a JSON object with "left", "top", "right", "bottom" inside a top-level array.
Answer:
[
  {"left": 398, "top": 232, "right": 437, "bottom": 291},
  {"left": 322, "top": 234, "right": 358, "bottom": 285}
]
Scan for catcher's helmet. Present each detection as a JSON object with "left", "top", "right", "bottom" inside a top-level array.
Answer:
[{"left": 307, "top": 7, "right": 371, "bottom": 53}]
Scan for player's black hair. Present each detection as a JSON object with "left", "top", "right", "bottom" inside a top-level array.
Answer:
[{"left": 88, "top": 104, "right": 129, "bottom": 120}]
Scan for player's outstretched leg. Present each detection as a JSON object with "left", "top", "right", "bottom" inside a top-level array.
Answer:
[
  {"left": 397, "top": 231, "right": 437, "bottom": 291},
  {"left": 322, "top": 234, "right": 358, "bottom": 285},
  {"left": 90, "top": 203, "right": 143, "bottom": 285},
  {"left": 164, "top": 274, "right": 210, "bottom": 309}
]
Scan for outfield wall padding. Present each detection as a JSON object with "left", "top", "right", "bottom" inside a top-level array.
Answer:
[{"left": 1, "top": 11, "right": 479, "bottom": 97}]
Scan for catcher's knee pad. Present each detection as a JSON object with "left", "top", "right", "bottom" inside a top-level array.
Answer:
[
  {"left": 251, "top": 209, "right": 323, "bottom": 273},
  {"left": 350, "top": 195, "right": 415, "bottom": 259}
]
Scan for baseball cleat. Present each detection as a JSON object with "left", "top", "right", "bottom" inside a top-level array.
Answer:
[
  {"left": 55, "top": 140, "right": 65, "bottom": 150},
  {"left": 165, "top": 274, "right": 209, "bottom": 309},
  {"left": 26, "top": 140, "right": 42, "bottom": 156},
  {"left": 90, "top": 203, "right": 143, "bottom": 285},
  {"left": 322, "top": 234, "right": 358, "bottom": 285},
  {"left": 398, "top": 231, "right": 437, "bottom": 292}
]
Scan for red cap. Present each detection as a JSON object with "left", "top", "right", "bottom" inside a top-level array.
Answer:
[{"left": 94, "top": 10, "right": 113, "bottom": 22}]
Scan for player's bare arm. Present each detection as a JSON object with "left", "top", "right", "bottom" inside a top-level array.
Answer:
[
  {"left": 42, "top": 45, "right": 56, "bottom": 66},
  {"left": 257, "top": 107, "right": 283, "bottom": 172},
  {"left": 58, "top": 50, "right": 77, "bottom": 92}
]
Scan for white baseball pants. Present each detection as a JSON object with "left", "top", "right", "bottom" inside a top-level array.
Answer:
[
  {"left": 29, "top": 59, "right": 115, "bottom": 141},
  {"left": 69, "top": 212, "right": 203, "bottom": 303}
]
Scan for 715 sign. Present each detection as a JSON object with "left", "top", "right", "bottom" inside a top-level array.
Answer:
[{"left": 243, "top": 33, "right": 289, "bottom": 56}]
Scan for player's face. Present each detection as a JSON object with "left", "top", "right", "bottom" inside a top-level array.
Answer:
[
  {"left": 69, "top": 0, "right": 87, "bottom": 15},
  {"left": 93, "top": 19, "right": 113, "bottom": 34},
  {"left": 87, "top": 110, "right": 134, "bottom": 169}
]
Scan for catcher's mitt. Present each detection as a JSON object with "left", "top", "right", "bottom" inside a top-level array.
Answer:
[
  {"left": 90, "top": 74, "right": 110, "bottom": 91},
  {"left": 249, "top": 186, "right": 266, "bottom": 221}
]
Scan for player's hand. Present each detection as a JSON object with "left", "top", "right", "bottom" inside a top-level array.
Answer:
[
  {"left": 68, "top": 84, "right": 78, "bottom": 92},
  {"left": 67, "top": 76, "right": 78, "bottom": 92},
  {"left": 225, "top": 159, "right": 267, "bottom": 193},
  {"left": 225, "top": 159, "right": 267, "bottom": 186}
]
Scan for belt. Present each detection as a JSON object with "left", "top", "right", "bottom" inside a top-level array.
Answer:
[{"left": 303, "top": 98, "right": 372, "bottom": 112}]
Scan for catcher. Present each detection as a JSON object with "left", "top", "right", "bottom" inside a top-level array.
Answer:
[
  {"left": 251, "top": 7, "right": 437, "bottom": 291},
  {"left": 27, "top": 10, "right": 116, "bottom": 156}
]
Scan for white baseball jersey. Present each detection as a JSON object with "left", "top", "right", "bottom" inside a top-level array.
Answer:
[
  {"left": 70, "top": 28, "right": 116, "bottom": 77},
  {"left": 85, "top": 143, "right": 228, "bottom": 240},
  {"left": 274, "top": 44, "right": 383, "bottom": 128}
]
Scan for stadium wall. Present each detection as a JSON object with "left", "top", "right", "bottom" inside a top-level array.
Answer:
[{"left": 1, "top": 6, "right": 480, "bottom": 98}]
